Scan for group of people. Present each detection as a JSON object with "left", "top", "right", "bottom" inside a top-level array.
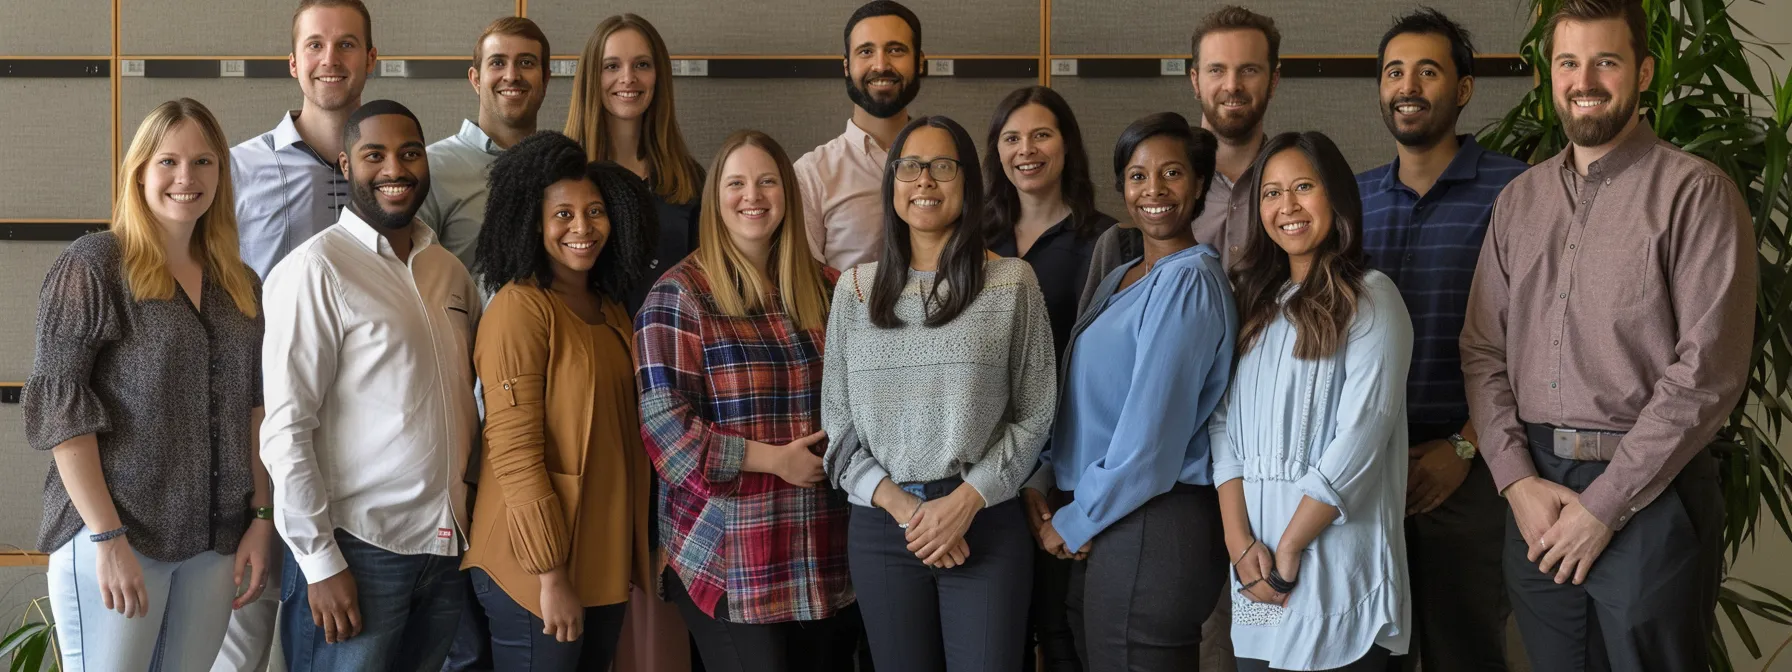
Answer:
[{"left": 21, "top": 0, "right": 1754, "bottom": 671}]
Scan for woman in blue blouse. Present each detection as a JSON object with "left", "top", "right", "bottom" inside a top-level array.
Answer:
[
  {"left": 1211, "top": 131, "right": 1413, "bottom": 671},
  {"left": 1021, "top": 112, "right": 1235, "bottom": 670}
]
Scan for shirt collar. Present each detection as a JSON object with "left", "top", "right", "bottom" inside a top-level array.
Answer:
[
  {"left": 1560, "top": 119, "right": 1658, "bottom": 180},
  {"left": 337, "top": 207, "right": 438, "bottom": 259},
  {"left": 455, "top": 119, "right": 503, "bottom": 156},
  {"left": 843, "top": 118, "right": 888, "bottom": 160},
  {"left": 1373, "top": 134, "right": 1487, "bottom": 196},
  {"left": 271, "top": 110, "right": 306, "bottom": 152}
]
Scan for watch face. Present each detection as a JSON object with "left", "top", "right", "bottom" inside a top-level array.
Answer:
[{"left": 1452, "top": 438, "right": 1476, "bottom": 459}]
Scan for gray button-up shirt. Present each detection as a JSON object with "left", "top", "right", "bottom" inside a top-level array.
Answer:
[
  {"left": 232, "top": 111, "right": 350, "bottom": 279},
  {"left": 419, "top": 119, "right": 504, "bottom": 270}
]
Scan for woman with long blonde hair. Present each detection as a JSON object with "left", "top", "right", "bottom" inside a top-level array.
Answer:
[
  {"left": 635, "top": 130, "right": 857, "bottom": 672},
  {"left": 565, "top": 13, "right": 705, "bottom": 313},
  {"left": 26, "top": 97, "right": 273, "bottom": 671}
]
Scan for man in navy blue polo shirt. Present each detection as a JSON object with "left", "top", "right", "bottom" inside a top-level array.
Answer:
[{"left": 1357, "top": 9, "right": 1528, "bottom": 672}]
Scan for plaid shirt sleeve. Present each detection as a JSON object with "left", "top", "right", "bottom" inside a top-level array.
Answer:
[{"left": 634, "top": 278, "right": 749, "bottom": 498}]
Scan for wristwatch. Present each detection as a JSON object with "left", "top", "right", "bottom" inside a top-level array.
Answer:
[
  {"left": 252, "top": 506, "right": 274, "bottom": 521},
  {"left": 1447, "top": 433, "right": 1477, "bottom": 460}
]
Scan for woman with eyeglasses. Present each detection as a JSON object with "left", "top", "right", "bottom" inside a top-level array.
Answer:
[{"left": 821, "top": 115, "right": 1057, "bottom": 672}]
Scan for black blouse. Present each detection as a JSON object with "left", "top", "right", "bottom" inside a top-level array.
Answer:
[
  {"left": 24, "top": 233, "right": 263, "bottom": 561},
  {"left": 989, "top": 211, "right": 1117, "bottom": 358}
]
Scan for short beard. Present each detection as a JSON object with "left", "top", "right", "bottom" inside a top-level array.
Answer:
[
  {"left": 1200, "top": 94, "right": 1267, "bottom": 142},
  {"left": 348, "top": 174, "right": 430, "bottom": 231},
  {"left": 1381, "top": 96, "right": 1461, "bottom": 148},
  {"left": 845, "top": 72, "right": 921, "bottom": 119},
  {"left": 1557, "top": 91, "right": 1638, "bottom": 147}
]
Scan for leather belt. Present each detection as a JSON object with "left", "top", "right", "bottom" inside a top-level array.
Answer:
[{"left": 1524, "top": 423, "right": 1625, "bottom": 462}]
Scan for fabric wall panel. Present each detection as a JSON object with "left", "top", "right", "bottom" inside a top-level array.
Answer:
[
  {"left": 120, "top": 77, "right": 484, "bottom": 157},
  {"left": 541, "top": 77, "right": 1038, "bottom": 172},
  {"left": 121, "top": 0, "right": 512, "bottom": 56},
  {"left": 0, "top": 80, "right": 113, "bottom": 219},
  {"left": 0, "top": 0, "right": 112, "bottom": 55},
  {"left": 0, "top": 242, "right": 63, "bottom": 383},
  {"left": 0, "top": 408, "right": 50, "bottom": 552},
  {"left": 1049, "top": 76, "right": 1531, "bottom": 216},
  {"left": 1049, "top": 0, "right": 1531, "bottom": 56},
  {"left": 529, "top": 0, "right": 1037, "bottom": 59}
]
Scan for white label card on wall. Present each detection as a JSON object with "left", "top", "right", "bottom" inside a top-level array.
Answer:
[
  {"left": 1160, "top": 58, "right": 1188, "bottom": 76},
  {"left": 1051, "top": 59, "right": 1078, "bottom": 76},
  {"left": 380, "top": 60, "right": 408, "bottom": 78},
  {"left": 670, "top": 59, "right": 708, "bottom": 77},
  {"left": 220, "top": 60, "right": 246, "bottom": 77},
  {"left": 929, "top": 59, "right": 955, "bottom": 76},
  {"left": 121, "top": 59, "right": 145, "bottom": 77},
  {"left": 550, "top": 60, "right": 577, "bottom": 77}
]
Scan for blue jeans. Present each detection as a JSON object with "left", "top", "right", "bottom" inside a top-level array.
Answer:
[
  {"left": 280, "top": 530, "right": 467, "bottom": 672},
  {"left": 470, "top": 568, "right": 627, "bottom": 671},
  {"left": 48, "top": 526, "right": 237, "bottom": 672}
]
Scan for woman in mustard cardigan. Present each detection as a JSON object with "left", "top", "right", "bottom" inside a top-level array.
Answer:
[{"left": 462, "top": 131, "right": 658, "bottom": 670}]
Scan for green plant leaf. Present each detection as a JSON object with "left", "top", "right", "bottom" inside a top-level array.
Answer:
[{"left": 0, "top": 622, "right": 44, "bottom": 661}]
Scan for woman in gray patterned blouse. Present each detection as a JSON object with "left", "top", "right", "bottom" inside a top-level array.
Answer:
[
  {"left": 23, "top": 98, "right": 273, "bottom": 672},
  {"left": 821, "top": 115, "right": 1058, "bottom": 672}
]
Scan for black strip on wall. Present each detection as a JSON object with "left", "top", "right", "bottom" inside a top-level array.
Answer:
[
  {"left": 0, "top": 60, "right": 110, "bottom": 78},
  {"left": 0, "top": 384, "right": 20, "bottom": 405},
  {"left": 1066, "top": 55, "right": 1530, "bottom": 78},
  {"left": 116, "top": 57, "right": 1036, "bottom": 80},
  {"left": 0, "top": 222, "right": 107, "bottom": 241}
]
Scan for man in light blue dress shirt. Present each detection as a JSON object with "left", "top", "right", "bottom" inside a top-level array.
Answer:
[
  {"left": 417, "top": 17, "right": 550, "bottom": 270},
  {"left": 216, "top": 2, "right": 377, "bottom": 671}
]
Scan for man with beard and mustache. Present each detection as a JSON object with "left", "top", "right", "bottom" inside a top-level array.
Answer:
[
  {"left": 216, "top": 3, "right": 377, "bottom": 670},
  {"left": 1076, "top": 6, "right": 1277, "bottom": 313},
  {"left": 261, "top": 100, "right": 483, "bottom": 672},
  {"left": 1462, "top": 1, "right": 1754, "bottom": 670},
  {"left": 419, "top": 17, "right": 550, "bottom": 270},
  {"left": 232, "top": 0, "right": 376, "bottom": 281},
  {"left": 794, "top": 0, "right": 925, "bottom": 271},
  {"left": 1355, "top": 10, "right": 1528, "bottom": 672}
]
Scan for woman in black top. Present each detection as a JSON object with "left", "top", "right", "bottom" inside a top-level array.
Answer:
[
  {"left": 26, "top": 98, "right": 271, "bottom": 671},
  {"left": 982, "top": 85, "right": 1114, "bottom": 672}
]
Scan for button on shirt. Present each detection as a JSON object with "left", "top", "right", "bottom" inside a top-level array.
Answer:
[
  {"left": 1460, "top": 122, "right": 1755, "bottom": 530},
  {"left": 418, "top": 119, "right": 504, "bottom": 270},
  {"left": 261, "top": 209, "right": 483, "bottom": 582},
  {"left": 1357, "top": 135, "right": 1528, "bottom": 426},
  {"left": 795, "top": 119, "right": 889, "bottom": 271},
  {"left": 232, "top": 110, "right": 351, "bottom": 278}
]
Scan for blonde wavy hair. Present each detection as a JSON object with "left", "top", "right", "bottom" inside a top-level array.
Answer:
[
  {"left": 114, "top": 98, "right": 258, "bottom": 317},
  {"left": 694, "top": 131, "right": 832, "bottom": 331}
]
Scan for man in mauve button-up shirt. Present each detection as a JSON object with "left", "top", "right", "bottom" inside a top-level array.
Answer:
[
  {"left": 794, "top": 1, "right": 925, "bottom": 271},
  {"left": 1460, "top": 3, "right": 1754, "bottom": 669}
]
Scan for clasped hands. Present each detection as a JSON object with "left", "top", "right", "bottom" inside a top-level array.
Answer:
[
  {"left": 875, "top": 480, "right": 977, "bottom": 568},
  {"left": 1507, "top": 476, "right": 1615, "bottom": 585},
  {"left": 1229, "top": 538, "right": 1304, "bottom": 606}
]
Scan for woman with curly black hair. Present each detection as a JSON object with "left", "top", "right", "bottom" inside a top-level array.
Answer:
[{"left": 461, "top": 130, "right": 658, "bottom": 671}]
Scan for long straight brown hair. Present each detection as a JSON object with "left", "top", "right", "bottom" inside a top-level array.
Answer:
[
  {"left": 115, "top": 99, "right": 258, "bottom": 318},
  {"left": 1231, "top": 131, "right": 1366, "bottom": 360},
  {"left": 563, "top": 14, "right": 703, "bottom": 204},
  {"left": 694, "top": 131, "right": 833, "bottom": 331}
]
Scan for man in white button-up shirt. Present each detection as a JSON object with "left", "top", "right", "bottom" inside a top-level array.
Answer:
[{"left": 261, "top": 100, "right": 481, "bottom": 672}]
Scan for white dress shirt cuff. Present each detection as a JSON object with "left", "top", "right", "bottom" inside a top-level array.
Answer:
[{"left": 295, "top": 544, "right": 350, "bottom": 584}]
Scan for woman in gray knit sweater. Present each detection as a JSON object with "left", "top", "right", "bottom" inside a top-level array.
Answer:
[{"left": 821, "top": 115, "right": 1058, "bottom": 672}]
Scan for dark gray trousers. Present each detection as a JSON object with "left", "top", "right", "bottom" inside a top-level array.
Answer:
[
  {"left": 1390, "top": 422, "right": 1511, "bottom": 672},
  {"left": 1065, "top": 483, "right": 1226, "bottom": 672},
  {"left": 848, "top": 498, "right": 1033, "bottom": 672},
  {"left": 1505, "top": 443, "right": 1722, "bottom": 672},
  {"left": 1238, "top": 646, "right": 1392, "bottom": 672}
]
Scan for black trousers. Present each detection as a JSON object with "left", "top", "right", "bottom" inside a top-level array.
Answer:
[
  {"left": 849, "top": 497, "right": 1033, "bottom": 672},
  {"left": 1239, "top": 646, "right": 1393, "bottom": 672},
  {"left": 664, "top": 568, "right": 861, "bottom": 672},
  {"left": 1388, "top": 422, "right": 1510, "bottom": 672},
  {"left": 1505, "top": 442, "right": 1722, "bottom": 672},
  {"left": 1066, "top": 483, "right": 1227, "bottom": 672}
]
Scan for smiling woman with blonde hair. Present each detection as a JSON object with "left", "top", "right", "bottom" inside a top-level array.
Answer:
[{"left": 27, "top": 97, "right": 271, "bottom": 672}]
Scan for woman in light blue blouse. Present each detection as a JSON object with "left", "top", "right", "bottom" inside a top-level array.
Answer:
[
  {"left": 1211, "top": 131, "right": 1413, "bottom": 672},
  {"left": 1021, "top": 112, "right": 1235, "bottom": 670}
]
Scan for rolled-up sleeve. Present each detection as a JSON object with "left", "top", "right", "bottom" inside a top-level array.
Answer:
[
  {"left": 23, "top": 240, "right": 121, "bottom": 451},
  {"left": 634, "top": 281, "right": 749, "bottom": 499},
  {"left": 477, "top": 288, "right": 574, "bottom": 574},
  {"left": 1295, "top": 280, "right": 1412, "bottom": 525}
]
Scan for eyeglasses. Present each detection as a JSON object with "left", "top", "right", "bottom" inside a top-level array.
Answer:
[{"left": 890, "top": 157, "right": 961, "bottom": 183}]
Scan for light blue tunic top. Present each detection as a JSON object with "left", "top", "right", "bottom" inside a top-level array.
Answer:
[
  {"left": 1209, "top": 270, "right": 1413, "bottom": 670},
  {"left": 1027, "top": 244, "right": 1236, "bottom": 551}
]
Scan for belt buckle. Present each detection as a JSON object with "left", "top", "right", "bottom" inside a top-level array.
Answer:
[
  {"left": 1552, "top": 428, "right": 1585, "bottom": 460},
  {"left": 900, "top": 483, "right": 927, "bottom": 501}
]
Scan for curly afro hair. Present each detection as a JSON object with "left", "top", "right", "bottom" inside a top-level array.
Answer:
[{"left": 474, "top": 130, "right": 658, "bottom": 302}]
